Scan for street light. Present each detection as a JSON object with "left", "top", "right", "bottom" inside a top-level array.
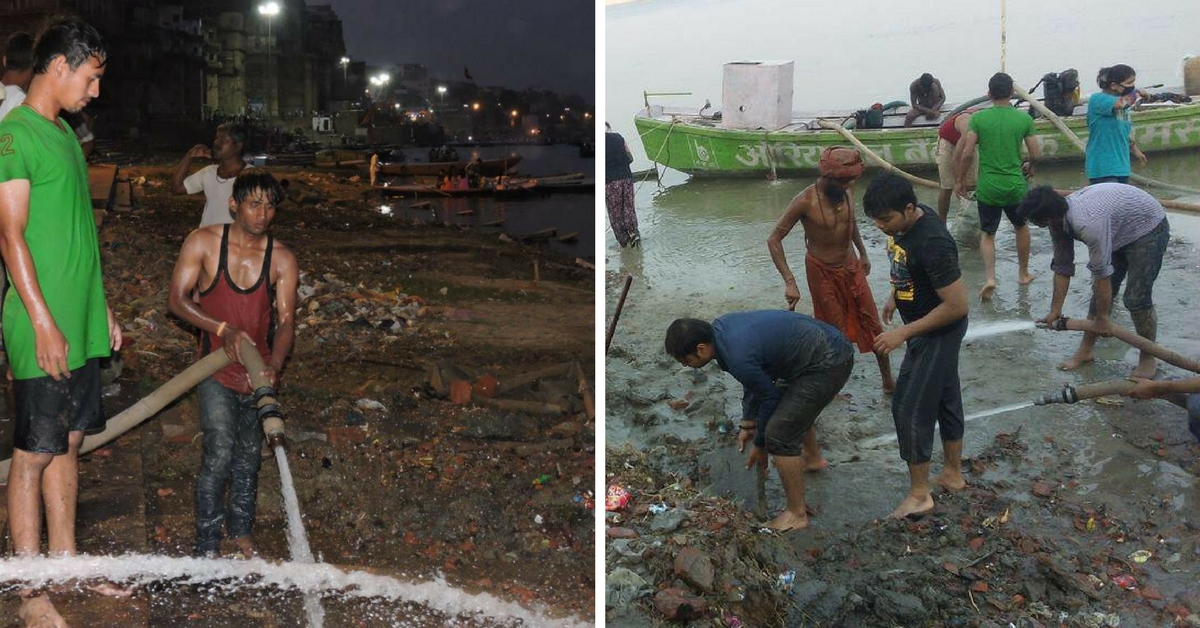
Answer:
[
  {"left": 258, "top": 1, "right": 280, "bottom": 116},
  {"left": 437, "top": 85, "right": 447, "bottom": 107},
  {"left": 339, "top": 56, "right": 350, "bottom": 82}
]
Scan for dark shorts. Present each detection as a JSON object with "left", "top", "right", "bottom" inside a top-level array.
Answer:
[
  {"left": 763, "top": 354, "right": 854, "bottom": 456},
  {"left": 892, "top": 319, "right": 967, "bottom": 464},
  {"left": 1092, "top": 217, "right": 1169, "bottom": 314},
  {"left": 977, "top": 201, "right": 1025, "bottom": 234},
  {"left": 1089, "top": 176, "right": 1129, "bottom": 185},
  {"left": 1187, "top": 393, "right": 1200, "bottom": 443},
  {"left": 12, "top": 358, "right": 104, "bottom": 454}
]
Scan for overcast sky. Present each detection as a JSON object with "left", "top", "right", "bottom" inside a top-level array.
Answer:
[{"left": 307, "top": 0, "right": 595, "bottom": 101}]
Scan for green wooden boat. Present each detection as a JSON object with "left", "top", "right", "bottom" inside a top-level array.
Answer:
[{"left": 634, "top": 99, "right": 1200, "bottom": 177}]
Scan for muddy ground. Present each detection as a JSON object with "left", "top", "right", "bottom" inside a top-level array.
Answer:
[
  {"left": 0, "top": 158, "right": 595, "bottom": 627},
  {"left": 603, "top": 182, "right": 1200, "bottom": 627}
]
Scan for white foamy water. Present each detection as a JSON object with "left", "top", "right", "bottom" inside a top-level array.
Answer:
[
  {"left": 275, "top": 445, "right": 325, "bottom": 627},
  {"left": 0, "top": 554, "right": 589, "bottom": 627},
  {"left": 963, "top": 321, "right": 1036, "bottom": 342}
]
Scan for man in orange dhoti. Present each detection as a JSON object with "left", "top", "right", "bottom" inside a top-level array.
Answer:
[{"left": 768, "top": 146, "right": 895, "bottom": 400}]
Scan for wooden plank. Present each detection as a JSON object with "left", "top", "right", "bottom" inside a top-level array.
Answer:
[
  {"left": 483, "top": 218, "right": 505, "bottom": 226},
  {"left": 409, "top": 201, "right": 433, "bottom": 209},
  {"left": 87, "top": 164, "right": 118, "bottom": 211},
  {"left": 556, "top": 231, "right": 578, "bottom": 243},
  {"left": 521, "top": 227, "right": 557, "bottom": 241},
  {"left": 456, "top": 209, "right": 475, "bottom": 216}
]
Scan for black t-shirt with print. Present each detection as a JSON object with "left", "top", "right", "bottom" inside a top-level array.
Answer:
[{"left": 887, "top": 205, "right": 965, "bottom": 334}]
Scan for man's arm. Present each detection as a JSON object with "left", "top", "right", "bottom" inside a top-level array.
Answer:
[
  {"left": 766, "top": 191, "right": 808, "bottom": 310},
  {"left": 929, "top": 81, "right": 946, "bottom": 112},
  {"left": 729, "top": 364, "right": 781, "bottom": 448},
  {"left": 166, "top": 230, "right": 251, "bottom": 364},
  {"left": 851, "top": 217, "right": 871, "bottom": 276},
  {"left": 0, "top": 179, "right": 71, "bottom": 379},
  {"left": 1043, "top": 224, "right": 1075, "bottom": 322},
  {"left": 171, "top": 145, "right": 210, "bottom": 195},
  {"left": 1022, "top": 134, "right": 1042, "bottom": 177},
  {"left": 265, "top": 245, "right": 299, "bottom": 382},
  {"left": 909, "top": 81, "right": 922, "bottom": 111},
  {"left": 874, "top": 278, "right": 968, "bottom": 354},
  {"left": 1090, "top": 276, "right": 1114, "bottom": 327}
]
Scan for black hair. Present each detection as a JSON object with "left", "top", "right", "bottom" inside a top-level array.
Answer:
[
  {"left": 664, "top": 318, "right": 713, "bottom": 360},
  {"left": 919, "top": 73, "right": 934, "bottom": 90},
  {"left": 1016, "top": 186, "right": 1068, "bottom": 226},
  {"left": 32, "top": 16, "right": 107, "bottom": 74},
  {"left": 988, "top": 72, "right": 1014, "bottom": 100},
  {"left": 232, "top": 170, "right": 284, "bottom": 207},
  {"left": 1096, "top": 64, "right": 1135, "bottom": 89},
  {"left": 217, "top": 122, "right": 247, "bottom": 156},
  {"left": 862, "top": 173, "right": 917, "bottom": 219},
  {"left": 3, "top": 32, "right": 34, "bottom": 72}
]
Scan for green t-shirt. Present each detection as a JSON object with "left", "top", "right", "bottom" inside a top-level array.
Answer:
[
  {"left": 0, "top": 105, "right": 110, "bottom": 379},
  {"left": 969, "top": 105, "right": 1035, "bottom": 206}
]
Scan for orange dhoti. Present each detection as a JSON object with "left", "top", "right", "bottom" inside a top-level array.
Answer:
[{"left": 804, "top": 254, "right": 884, "bottom": 353}]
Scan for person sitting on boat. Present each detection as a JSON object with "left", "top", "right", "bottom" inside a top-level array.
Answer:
[
  {"left": 935, "top": 109, "right": 978, "bottom": 222},
  {"left": 767, "top": 146, "right": 895, "bottom": 396},
  {"left": 665, "top": 312, "right": 855, "bottom": 531},
  {"left": 903, "top": 73, "right": 945, "bottom": 127},
  {"left": 455, "top": 169, "right": 470, "bottom": 190},
  {"left": 1086, "top": 64, "right": 1147, "bottom": 184},
  {"left": 439, "top": 168, "right": 455, "bottom": 191}
]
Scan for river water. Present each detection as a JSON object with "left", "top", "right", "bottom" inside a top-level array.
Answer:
[{"left": 604, "top": 0, "right": 1200, "bottom": 531}]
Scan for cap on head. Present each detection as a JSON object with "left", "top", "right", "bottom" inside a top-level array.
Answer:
[{"left": 818, "top": 147, "right": 864, "bottom": 180}]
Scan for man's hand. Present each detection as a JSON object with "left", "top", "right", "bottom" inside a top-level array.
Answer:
[
  {"left": 252, "top": 366, "right": 279, "bottom": 389},
  {"left": 1092, "top": 314, "right": 1115, "bottom": 337},
  {"left": 106, "top": 305, "right": 122, "bottom": 352},
  {"left": 873, "top": 328, "right": 907, "bottom": 356},
  {"left": 882, "top": 296, "right": 897, "bottom": 324},
  {"left": 1125, "top": 377, "right": 1161, "bottom": 400},
  {"left": 859, "top": 256, "right": 871, "bottom": 277},
  {"left": 34, "top": 324, "right": 71, "bottom": 381},
  {"left": 1038, "top": 311, "right": 1061, "bottom": 327},
  {"left": 1133, "top": 147, "right": 1148, "bottom": 166},
  {"left": 737, "top": 425, "right": 755, "bottom": 452},
  {"left": 221, "top": 327, "right": 254, "bottom": 364},
  {"left": 745, "top": 445, "right": 768, "bottom": 476},
  {"left": 186, "top": 144, "right": 212, "bottom": 159},
  {"left": 954, "top": 181, "right": 970, "bottom": 200},
  {"left": 784, "top": 282, "right": 801, "bottom": 311}
]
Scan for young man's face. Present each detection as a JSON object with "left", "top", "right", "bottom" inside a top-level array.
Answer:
[
  {"left": 229, "top": 188, "right": 277, "bottom": 236},
  {"left": 871, "top": 203, "right": 920, "bottom": 237},
  {"left": 677, "top": 343, "right": 715, "bottom": 369},
  {"left": 56, "top": 55, "right": 104, "bottom": 114},
  {"left": 213, "top": 130, "right": 242, "bottom": 160}
]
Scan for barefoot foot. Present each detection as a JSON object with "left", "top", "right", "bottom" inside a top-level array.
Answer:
[
  {"left": 765, "top": 509, "right": 809, "bottom": 532},
  {"left": 933, "top": 471, "right": 967, "bottom": 492},
  {"left": 978, "top": 281, "right": 996, "bottom": 301},
  {"left": 802, "top": 455, "right": 830, "bottom": 473},
  {"left": 232, "top": 535, "right": 258, "bottom": 560},
  {"left": 19, "top": 595, "right": 70, "bottom": 628},
  {"left": 1018, "top": 272, "right": 1036, "bottom": 285},
  {"left": 1131, "top": 357, "right": 1158, "bottom": 380},
  {"left": 889, "top": 493, "right": 934, "bottom": 519},
  {"left": 1058, "top": 352, "right": 1095, "bottom": 371}
]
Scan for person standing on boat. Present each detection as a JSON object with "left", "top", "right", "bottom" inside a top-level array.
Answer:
[
  {"left": 167, "top": 171, "right": 299, "bottom": 559},
  {"left": 903, "top": 73, "right": 945, "bottom": 127},
  {"left": 605, "top": 122, "right": 639, "bottom": 247},
  {"left": 955, "top": 72, "right": 1041, "bottom": 300},
  {"left": 0, "top": 17, "right": 130, "bottom": 625},
  {"left": 1085, "top": 65, "right": 1147, "bottom": 184},
  {"left": 767, "top": 146, "right": 895, "bottom": 395},
  {"left": 935, "top": 109, "right": 977, "bottom": 222},
  {"left": 172, "top": 123, "right": 248, "bottom": 228},
  {"left": 1017, "top": 183, "right": 1167, "bottom": 379},
  {"left": 863, "top": 173, "right": 969, "bottom": 520},
  {"left": 664, "top": 311, "right": 855, "bottom": 531}
]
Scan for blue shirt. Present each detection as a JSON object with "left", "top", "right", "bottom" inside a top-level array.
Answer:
[
  {"left": 1086, "top": 92, "right": 1133, "bottom": 180},
  {"left": 711, "top": 311, "right": 851, "bottom": 447}
]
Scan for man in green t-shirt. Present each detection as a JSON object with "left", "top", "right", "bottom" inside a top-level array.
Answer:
[
  {"left": 0, "top": 17, "right": 126, "bottom": 625},
  {"left": 955, "top": 72, "right": 1042, "bottom": 300}
]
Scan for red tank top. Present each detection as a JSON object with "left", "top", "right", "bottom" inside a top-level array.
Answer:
[
  {"left": 198, "top": 225, "right": 274, "bottom": 393},
  {"left": 938, "top": 109, "right": 977, "bottom": 145}
]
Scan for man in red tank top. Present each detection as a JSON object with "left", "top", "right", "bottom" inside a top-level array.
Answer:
[
  {"left": 167, "top": 171, "right": 299, "bottom": 558},
  {"left": 935, "top": 109, "right": 977, "bottom": 222}
]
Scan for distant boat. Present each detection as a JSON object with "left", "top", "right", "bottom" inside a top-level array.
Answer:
[
  {"left": 636, "top": 96, "right": 1200, "bottom": 177},
  {"left": 375, "top": 155, "right": 522, "bottom": 178}
]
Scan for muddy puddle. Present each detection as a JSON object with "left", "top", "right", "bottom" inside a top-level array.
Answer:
[{"left": 604, "top": 159, "right": 1200, "bottom": 626}]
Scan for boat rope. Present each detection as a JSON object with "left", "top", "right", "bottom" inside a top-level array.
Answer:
[
  {"left": 1013, "top": 84, "right": 1200, "bottom": 196},
  {"left": 814, "top": 119, "right": 940, "bottom": 189},
  {"left": 637, "top": 118, "right": 678, "bottom": 192}
]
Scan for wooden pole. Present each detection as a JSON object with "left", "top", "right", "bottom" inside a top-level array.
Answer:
[
  {"left": 606, "top": 275, "right": 633, "bottom": 355},
  {"left": 815, "top": 119, "right": 940, "bottom": 189},
  {"left": 1000, "top": 0, "right": 1007, "bottom": 72}
]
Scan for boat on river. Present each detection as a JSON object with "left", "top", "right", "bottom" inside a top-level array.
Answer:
[
  {"left": 375, "top": 155, "right": 522, "bottom": 178},
  {"left": 635, "top": 61, "right": 1200, "bottom": 178}
]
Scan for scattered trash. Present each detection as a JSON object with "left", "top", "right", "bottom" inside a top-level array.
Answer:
[
  {"left": 777, "top": 569, "right": 796, "bottom": 595},
  {"left": 1111, "top": 574, "right": 1137, "bottom": 590},
  {"left": 1129, "top": 549, "right": 1152, "bottom": 563},
  {"left": 573, "top": 492, "right": 595, "bottom": 509},
  {"left": 532, "top": 474, "right": 552, "bottom": 488},
  {"left": 724, "top": 613, "right": 744, "bottom": 628},
  {"left": 648, "top": 503, "right": 670, "bottom": 514},
  {"left": 533, "top": 514, "right": 544, "bottom": 525},
  {"left": 605, "top": 484, "right": 631, "bottom": 511}
]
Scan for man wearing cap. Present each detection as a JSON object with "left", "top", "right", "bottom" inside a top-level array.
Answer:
[{"left": 768, "top": 146, "right": 894, "bottom": 411}]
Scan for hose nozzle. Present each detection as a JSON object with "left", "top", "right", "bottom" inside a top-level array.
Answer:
[
  {"left": 263, "top": 416, "right": 286, "bottom": 448},
  {"left": 1033, "top": 384, "right": 1078, "bottom": 405},
  {"left": 1035, "top": 316, "right": 1070, "bottom": 331}
]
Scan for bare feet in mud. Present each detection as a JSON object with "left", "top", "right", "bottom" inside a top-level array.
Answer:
[
  {"left": 1131, "top": 357, "right": 1158, "bottom": 380},
  {"left": 978, "top": 281, "right": 996, "bottom": 301},
  {"left": 889, "top": 493, "right": 934, "bottom": 519},
  {"left": 1058, "top": 351, "right": 1094, "bottom": 371},
  {"left": 1018, "top": 272, "right": 1036, "bottom": 285},
  {"left": 232, "top": 535, "right": 258, "bottom": 559},
  {"left": 802, "top": 455, "right": 829, "bottom": 473},
  {"left": 19, "top": 595, "right": 69, "bottom": 628},
  {"left": 933, "top": 470, "right": 966, "bottom": 492},
  {"left": 881, "top": 380, "right": 896, "bottom": 396},
  {"left": 765, "top": 510, "right": 809, "bottom": 532}
]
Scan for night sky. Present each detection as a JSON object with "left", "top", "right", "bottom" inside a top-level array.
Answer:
[{"left": 307, "top": 0, "right": 595, "bottom": 101}]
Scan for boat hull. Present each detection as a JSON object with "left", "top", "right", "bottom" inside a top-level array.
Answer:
[
  {"left": 635, "top": 103, "right": 1200, "bottom": 177},
  {"left": 377, "top": 156, "right": 522, "bottom": 178}
]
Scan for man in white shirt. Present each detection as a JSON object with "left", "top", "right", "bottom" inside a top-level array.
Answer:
[
  {"left": 0, "top": 32, "right": 35, "bottom": 121},
  {"left": 171, "top": 124, "right": 247, "bottom": 227}
]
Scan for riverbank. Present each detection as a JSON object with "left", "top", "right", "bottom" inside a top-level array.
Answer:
[{"left": 0, "top": 161, "right": 595, "bottom": 626}]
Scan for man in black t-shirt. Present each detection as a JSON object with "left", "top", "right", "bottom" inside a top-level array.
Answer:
[{"left": 863, "top": 174, "right": 970, "bottom": 519}]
